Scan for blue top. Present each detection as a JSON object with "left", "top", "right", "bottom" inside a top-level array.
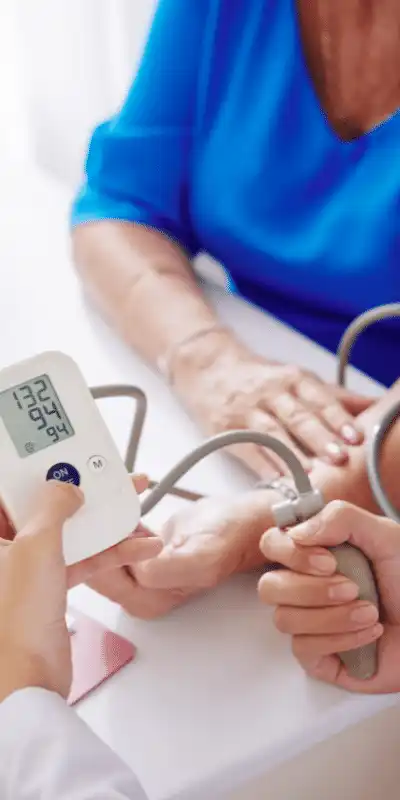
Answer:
[{"left": 72, "top": 0, "right": 400, "bottom": 387}]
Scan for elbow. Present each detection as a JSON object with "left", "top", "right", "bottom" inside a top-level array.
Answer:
[
  {"left": 70, "top": 222, "right": 87, "bottom": 279},
  {"left": 70, "top": 219, "right": 118, "bottom": 282}
]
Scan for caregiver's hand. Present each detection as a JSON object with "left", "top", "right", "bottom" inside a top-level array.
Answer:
[
  {"left": 86, "top": 489, "right": 276, "bottom": 619},
  {"left": 0, "top": 478, "right": 162, "bottom": 703},
  {"left": 258, "top": 501, "right": 400, "bottom": 693},
  {"left": 172, "top": 331, "right": 371, "bottom": 478}
]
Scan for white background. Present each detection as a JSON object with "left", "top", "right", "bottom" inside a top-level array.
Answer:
[{"left": 1, "top": 0, "right": 157, "bottom": 182}]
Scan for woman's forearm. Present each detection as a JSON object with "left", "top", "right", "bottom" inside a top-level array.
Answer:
[{"left": 72, "top": 221, "right": 224, "bottom": 368}]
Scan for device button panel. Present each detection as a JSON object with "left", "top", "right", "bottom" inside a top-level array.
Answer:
[
  {"left": 87, "top": 455, "right": 107, "bottom": 473},
  {"left": 46, "top": 462, "right": 81, "bottom": 486}
]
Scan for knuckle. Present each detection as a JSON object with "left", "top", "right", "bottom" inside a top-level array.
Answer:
[
  {"left": 323, "top": 500, "right": 352, "bottom": 525},
  {"left": 284, "top": 406, "right": 312, "bottom": 429},
  {"left": 284, "top": 365, "right": 304, "bottom": 386},
  {"left": 323, "top": 402, "right": 345, "bottom": 421},
  {"left": 288, "top": 544, "right": 309, "bottom": 572}
]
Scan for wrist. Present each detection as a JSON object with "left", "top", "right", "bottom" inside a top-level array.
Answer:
[
  {"left": 311, "top": 448, "right": 378, "bottom": 512},
  {"left": 232, "top": 487, "right": 282, "bottom": 572},
  {"left": 171, "top": 327, "right": 244, "bottom": 391},
  {"left": 0, "top": 650, "right": 48, "bottom": 704}
]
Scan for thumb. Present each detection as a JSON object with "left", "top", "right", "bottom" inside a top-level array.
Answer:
[
  {"left": 17, "top": 481, "right": 84, "bottom": 541},
  {"left": 288, "top": 501, "right": 400, "bottom": 563},
  {"left": 304, "top": 653, "right": 384, "bottom": 694}
]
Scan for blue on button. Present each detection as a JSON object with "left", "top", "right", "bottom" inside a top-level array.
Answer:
[{"left": 46, "top": 463, "right": 81, "bottom": 487}]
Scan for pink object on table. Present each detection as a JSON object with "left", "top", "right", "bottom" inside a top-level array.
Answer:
[{"left": 68, "top": 607, "right": 136, "bottom": 706}]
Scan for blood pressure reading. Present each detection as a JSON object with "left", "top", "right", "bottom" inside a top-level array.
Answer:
[{"left": 0, "top": 374, "right": 75, "bottom": 458}]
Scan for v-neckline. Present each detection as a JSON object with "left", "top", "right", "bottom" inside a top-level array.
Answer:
[{"left": 291, "top": 0, "right": 400, "bottom": 147}]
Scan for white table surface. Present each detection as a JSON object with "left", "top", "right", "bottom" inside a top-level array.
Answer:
[{"left": 0, "top": 157, "right": 396, "bottom": 800}]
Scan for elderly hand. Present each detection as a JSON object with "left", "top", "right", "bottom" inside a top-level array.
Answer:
[
  {"left": 172, "top": 330, "right": 373, "bottom": 479},
  {"left": 0, "top": 478, "right": 162, "bottom": 703},
  {"left": 258, "top": 501, "right": 400, "bottom": 693},
  {"left": 86, "top": 488, "right": 276, "bottom": 619}
]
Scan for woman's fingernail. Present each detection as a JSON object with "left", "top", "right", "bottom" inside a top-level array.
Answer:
[
  {"left": 329, "top": 580, "right": 359, "bottom": 601},
  {"left": 341, "top": 425, "right": 362, "bottom": 445},
  {"left": 325, "top": 442, "right": 347, "bottom": 464},
  {"left": 351, "top": 604, "right": 379, "bottom": 624},
  {"left": 309, "top": 553, "right": 336, "bottom": 573}
]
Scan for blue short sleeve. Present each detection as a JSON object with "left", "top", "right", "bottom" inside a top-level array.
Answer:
[{"left": 71, "top": 0, "right": 210, "bottom": 255}]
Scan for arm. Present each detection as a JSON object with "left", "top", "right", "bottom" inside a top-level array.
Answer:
[
  {"left": 71, "top": 0, "right": 224, "bottom": 370},
  {"left": 214, "top": 381, "right": 400, "bottom": 572},
  {"left": 0, "top": 688, "right": 147, "bottom": 799},
  {"left": 239, "top": 379, "right": 400, "bottom": 568}
]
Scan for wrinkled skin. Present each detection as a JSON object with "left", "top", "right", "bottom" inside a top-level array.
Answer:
[
  {"left": 86, "top": 490, "right": 275, "bottom": 620},
  {"left": 173, "top": 333, "right": 371, "bottom": 479}
]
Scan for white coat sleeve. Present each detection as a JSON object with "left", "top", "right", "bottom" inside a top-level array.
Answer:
[{"left": 0, "top": 687, "right": 148, "bottom": 799}]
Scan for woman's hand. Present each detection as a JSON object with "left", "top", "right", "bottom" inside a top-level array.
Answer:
[
  {"left": 0, "top": 478, "right": 162, "bottom": 703},
  {"left": 86, "top": 489, "right": 276, "bottom": 619},
  {"left": 258, "top": 501, "right": 400, "bottom": 693},
  {"left": 172, "top": 331, "right": 372, "bottom": 478}
]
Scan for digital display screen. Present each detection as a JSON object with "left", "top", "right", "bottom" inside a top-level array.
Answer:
[{"left": 0, "top": 373, "right": 75, "bottom": 457}]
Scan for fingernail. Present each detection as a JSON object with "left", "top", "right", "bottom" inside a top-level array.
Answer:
[
  {"left": 289, "top": 517, "right": 320, "bottom": 541},
  {"left": 325, "top": 442, "right": 347, "bottom": 464},
  {"left": 341, "top": 425, "right": 362, "bottom": 445},
  {"left": 371, "top": 623, "right": 384, "bottom": 638},
  {"left": 329, "top": 580, "right": 359, "bottom": 601},
  {"left": 309, "top": 553, "right": 336, "bottom": 573},
  {"left": 351, "top": 604, "right": 379, "bottom": 624}
]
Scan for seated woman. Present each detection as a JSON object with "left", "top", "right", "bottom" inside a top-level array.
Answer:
[
  {"left": 71, "top": 0, "right": 400, "bottom": 486},
  {"left": 70, "top": 0, "right": 400, "bottom": 673}
]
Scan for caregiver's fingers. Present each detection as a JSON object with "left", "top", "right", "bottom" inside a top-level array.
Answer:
[
  {"left": 258, "top": 570, "right": 359, "bottom": 607},
  {"left": 134, "top": 538, "right": 227, "bottom": 590},
  {"left": 274, "top": 600, "right": 379, "bottom": 636},
  {"left": 0, "top": 506, "right": 13, "bottom": 541},
  {"left": 17, "top": 481, "right": 84, "bottom": 539},
  {"left": 131, "top": 474, "right": 149, "bottom": 494},
  {"left": 86, "top": 568, "right": 194, "bottom": 621},
  {"left": 68, "top": 534, "right": 163, "bottom": 588},
  {"left": 288, "top": 500, "right": 400, "bottom": 563},
  {"left": 260, "top": 527, "right": 337, "bottom": 576},
  {"left": 292, "top": 624, "right": 383, "bottom": 669}
]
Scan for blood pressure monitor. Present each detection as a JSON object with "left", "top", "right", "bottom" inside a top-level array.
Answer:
[{"left": 0, "top": 351, "right": 141, "bottom": 565}]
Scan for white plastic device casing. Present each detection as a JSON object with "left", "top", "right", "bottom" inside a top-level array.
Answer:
[{"left": 0, "top": 351, "right": 141, "bottom": 565}]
